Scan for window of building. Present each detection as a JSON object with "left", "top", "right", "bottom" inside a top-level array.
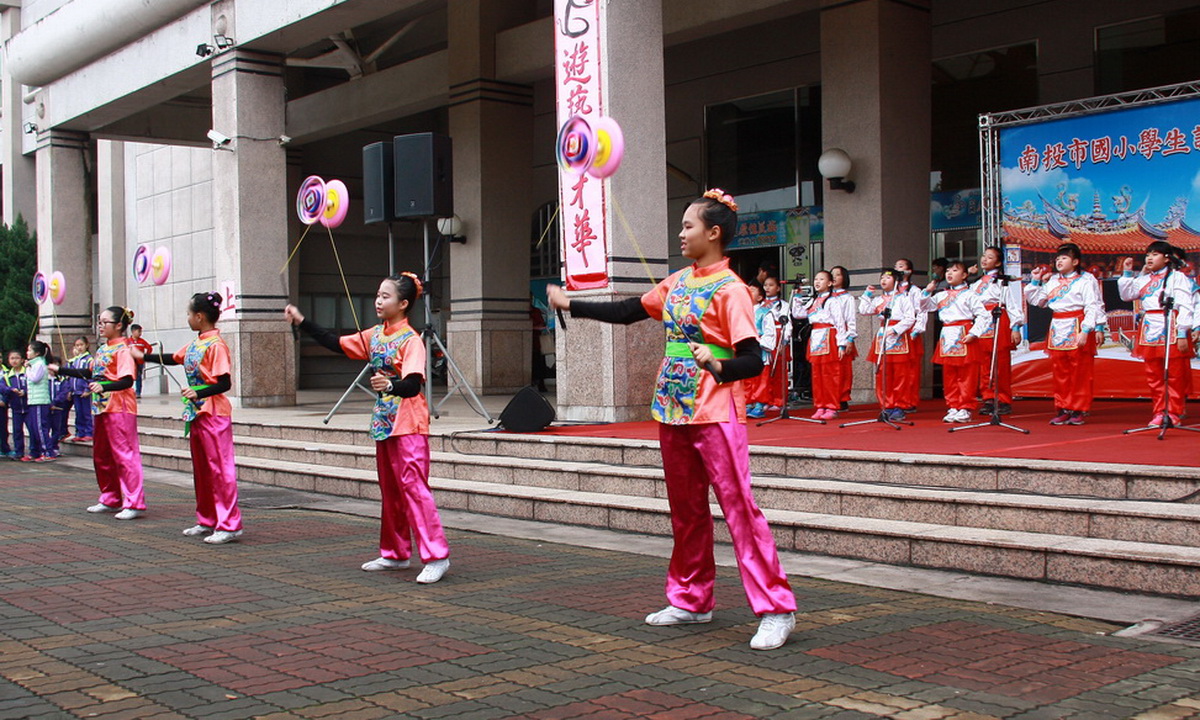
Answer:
[
  {"left": 932, "top": 43, "right": 1038, "bottom": 191},
  {"left": 1096, "top": 10, "right": 1200, "bottom": 95},
  {"left": 705, "top": 88, "right": 822, "bottom": 212}
]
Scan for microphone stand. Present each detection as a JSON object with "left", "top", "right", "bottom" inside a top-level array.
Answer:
[
  {"left": 952, "top": 275, "right": 1029, "bottom": 434},
  {"left": 1124, "top": 273, "right": 1200, "bottom": 439},
  {"left": 841, "top": 306, "right": 911, "bottom": 430},
  {"left": 759, "top": 300, "right": 823, "bottom": 426}
]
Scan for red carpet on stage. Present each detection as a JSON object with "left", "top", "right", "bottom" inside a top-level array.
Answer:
[{"left": 535, "top": 400, "right": 1200, "bottom": 468}]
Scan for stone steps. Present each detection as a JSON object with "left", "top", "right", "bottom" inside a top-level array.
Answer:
[
  {"left": 135, "top": 412, "right": 1200, "bottom": 502},
  {"left": 133, "top": 425, "right": 1200, "bottom": 547},
  {"left": 116, "top": 437, "right": 1200, "bottom": 597}
]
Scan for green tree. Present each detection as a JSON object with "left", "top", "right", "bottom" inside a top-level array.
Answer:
[{"left": 0, "top": 217, "right": 38, "bottom": 357}]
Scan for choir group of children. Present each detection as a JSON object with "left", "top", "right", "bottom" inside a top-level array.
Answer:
[
  {"left": 749, "top": 240, "right": 1197, "bottom": 428},
  {"left": 0, "top": 337, "right": 94, "bottom": 462}
]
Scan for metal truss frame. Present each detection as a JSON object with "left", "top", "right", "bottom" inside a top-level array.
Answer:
[{"left": 977, "top": 80, "right": 1200, "bottom": 247}]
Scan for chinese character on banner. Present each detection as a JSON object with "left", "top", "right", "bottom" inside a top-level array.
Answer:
[
  {"left": 1162, "top": 127, "right": 1191, "bottom": 156},
  {"left": 1091, "top": 137, "right": 1112, "bottom": 164},
  {"left": 1066, "top": 137, "right": 1088, "bottom": 169},
  {"left": 1041, "top": 142, "right": 1067, "bottom": 170},
  {"left": 1018, "top": 144, "right": 1040, "bottom": 174},
  {"left": 1136, "top": 128, "right": 1163, "bottom": 159},
  {"left": 218, "top": 280, "right": 237, "bottom": 321},
  {"left": 554, "top": 0, "right": 608, "bottom": 290}
]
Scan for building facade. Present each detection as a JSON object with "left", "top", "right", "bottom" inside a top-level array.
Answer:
[{"left": 4, "top": 0, "right": 1199, "bottom": 416}]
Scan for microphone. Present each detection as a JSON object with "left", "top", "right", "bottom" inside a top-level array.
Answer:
[{"left": 881, "top": 308, "right": 892, "bottom": 319}]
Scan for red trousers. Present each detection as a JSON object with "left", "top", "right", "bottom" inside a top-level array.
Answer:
[
  {"left": 1142, "top": 355, "right": 1190, "bottom": 417},
  {"left": 1050, "top": 341, "right": 1096, "bottom": 413},
  {"left": 840, "top": 345, "right": 856, "bottom": 404},
  {"left": 978, "top": 314, "right": 1013, "bottom": 404},
  {"left": 810, "top": 358, "right": 841, "bottom": 410},
  {"left": 942, "top": 363, "right": 980, "bottom": 411},
  {"left": 894, "top": 334, "right": 923, "bottom": 409}
]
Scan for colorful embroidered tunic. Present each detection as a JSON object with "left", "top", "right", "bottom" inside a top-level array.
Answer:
[
  {"left": 172, "top": 330, "right": 233, "bottom": 423},
  {"left": 89, "top": 339, "right": 138, "bottom": 415},
  {"left": 641, "top": 258, "right": 756, "bottom": 425},
  {"left": 340, "top": 320, "right": 428, "bottom": 439},
  {"left": 1024, "top": 272, "right": 1106, "bottom": 351}
]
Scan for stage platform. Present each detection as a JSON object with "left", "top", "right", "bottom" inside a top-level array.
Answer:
[{"left": 537, "top": 398, "right": 1200, "bottom": 470}]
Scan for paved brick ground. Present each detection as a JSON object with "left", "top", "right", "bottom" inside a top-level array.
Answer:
[{"left": 2, "top": 460, "right": 1198, "bottom": 719}]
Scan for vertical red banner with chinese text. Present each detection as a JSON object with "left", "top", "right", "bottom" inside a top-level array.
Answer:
[{"left": 554, "top": 0, "right": 610, "bottom": 290}]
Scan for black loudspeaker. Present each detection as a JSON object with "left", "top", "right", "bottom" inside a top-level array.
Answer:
[
  {"left": 362, "top": 141, "right": 395, "bottom": 224},
  {"left": 393, "top": 132, "right": 453, "bottom": 219},
  {"left": 499, "top": 386, "right": 555, "bottom": 433}
]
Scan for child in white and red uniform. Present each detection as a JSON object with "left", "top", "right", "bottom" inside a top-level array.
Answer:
[
  {"left": 547, "top": 189, "right": 797, "bottom": 651},
  {"left": 918, "top": 261, "right": 991, "bottom": 422},
  {"left": 970, "top": 247, "right": 1025, "bottom": 416},
  {"left": 791, "top": 270, "right": 855, "bottom": 420},
  {"left": 858, "top": 269, "right": 917, "bottom": 422},
  {"left": 1024, "top": 242, "right": 1107, "bottom": 425},
  {"left": 1117, "top": 242, "right": 1194, "bottom": 427},
  {"left": 286, "top": 272, "right": 450, "bottom": 584}
]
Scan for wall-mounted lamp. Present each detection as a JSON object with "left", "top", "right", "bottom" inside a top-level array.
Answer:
[
  {"left": 213, "top": 34, "right": 235, "bottom": 49},
  {"left": 436, "top": 215, "right": 466, "bottom": 244},
  {"left": 23, "top": 122, "right": 37, "bottom": 134},
  {"left": 196, "top": 43, "right": 215, "bottom": 58},
  {"left": 818, "top": 148, "right": 856, "bottom": 193}
]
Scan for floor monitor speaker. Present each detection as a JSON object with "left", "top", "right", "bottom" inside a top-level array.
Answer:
[{"left": 498, "top": 386, "right": 555, "bottom": 433}]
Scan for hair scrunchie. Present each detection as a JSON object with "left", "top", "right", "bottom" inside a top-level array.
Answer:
[
  {"left": 400, "top": 271, "right": 423, "bottom": 300},
  {"left": 703, "top": 188, "right": 739, "bottom": 212}
]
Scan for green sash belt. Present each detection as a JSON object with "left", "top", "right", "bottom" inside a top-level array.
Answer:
[{"left": 664, "top": 341, "right": 734, "bottom": 360}]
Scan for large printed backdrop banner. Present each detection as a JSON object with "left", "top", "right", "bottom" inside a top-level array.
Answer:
[{"left": 997, "top": 94, "right": 1200, "bottom": 399}]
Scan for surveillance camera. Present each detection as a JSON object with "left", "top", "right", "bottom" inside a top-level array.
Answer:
[
  {"left": 278, "top": 135, "right": 292, "bottom": 146},
  {"left": 207, "top": 129, "right": 231, "bottom": 146}
]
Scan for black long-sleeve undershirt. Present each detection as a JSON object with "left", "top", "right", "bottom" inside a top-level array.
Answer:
[
  {"left": 142, "top": 354, "right": 230, "bottom": 399},
  {"left": 297, "top": 318, "right": 423, "bottom": 397},
  {"left": 297, "top": 318, "right": 345, "bottom": 354},
  {"left": 56, "top": 366, "right": 134, "bottom": 392},
  {"left": 567, "top": 298, "right": 764, "bottom": 383}
]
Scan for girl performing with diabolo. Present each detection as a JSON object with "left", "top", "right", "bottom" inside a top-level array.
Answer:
[
  {"left": 285, "top": 272, "right": 451, "bottom": 584},
  {"left": 133, "top": 292, "right": 244, "bottom": 544},
  {"left": 547, "top": 190, "right": 797, "bottom": 651},
  {"left": 52, "top": 307, "right": 147, "bottom": 518},
  {"left": 1024, "top": 243, "right": 1106, "bottom": 425}
]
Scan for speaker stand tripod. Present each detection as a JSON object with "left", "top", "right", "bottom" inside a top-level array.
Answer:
[
  {"left": 322, "top": 220, "right": 493, "bottom": 425},
  {"left": 419, "top": 220, "right": 493, "bottom": 422}
]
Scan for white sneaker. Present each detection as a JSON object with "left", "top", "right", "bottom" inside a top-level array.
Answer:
[
  {"left": 204, "top": 530, "right": 243, "bottom": 545},
  {"left": 87, "top": 503, "right": 120, "bottom": 513},
  {"left": 942, "top": 408, "right": 958, "bottom": 423},
  {"left": 416, "top": 558, "right": 450, "bottom": 584},
  {"left": 182, "top": 525, "right": 214, "bottom": 537},
  {"left": 954, "top": 409, "right": 973, "bottom": 422},
  {"left": 114, "top": 508, "right": 145, "bottom": 520},
  {"left": 644, "top": 605, "right": 713, "bottom": 626},
  {"left": 361, "top": 557, "right": 411, "bottom": 571},
  {"left": 750, "top": 612, "right": 795, "bottom": 650}
]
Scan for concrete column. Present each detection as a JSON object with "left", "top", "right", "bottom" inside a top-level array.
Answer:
[
  {"left": 95, "top": 140, "right": 127, "bottom": 312},
  {"left": 556, "top": 1, "right": 670, "bottom": 422},
  {"left": 210, "top": 48, "right": 295, "bottom": 407},
  {"left": 446, "top": 0, "right": 537, "bottom": 394},
  {"left": 34, "top": 129, "right": 93, "bottom": 355},
  {"left": 1, "top": 7, "right": 36, "bottom": 229},
  {"left": 820, "top": 0, "right": 931, "bottom": 401}
]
